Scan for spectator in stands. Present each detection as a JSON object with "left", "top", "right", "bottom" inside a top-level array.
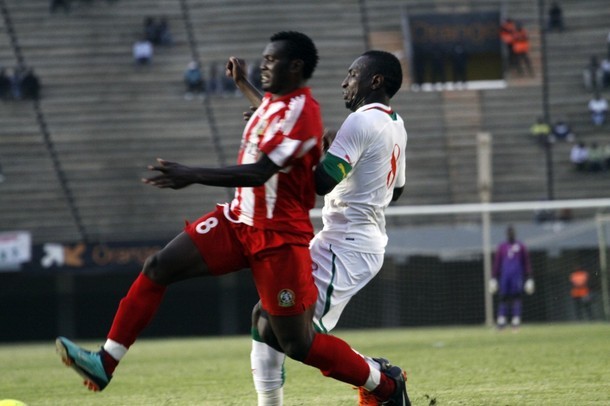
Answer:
[
  {"left": 183, "top": 61, "right": 205, "bottom": 100},
  {"left": 208, "top": 61, "right": 238, "bottom": 97},
  {"left": 430, "top": 48, "right": 446, "bottom": 84},
  {"left": 155, "top": 17, "right": 173, "bottom": 47},
  {"left": 143, "top": 17, "right": 157, "bottom": 44},
  {"left": 451, "top": 43, "right": 468, "bottom": 84},
  {"left": 512, "top": 22, "right": 533, "bottom": 76},
  {"left": 587, "top": 143, "right": 605, "bottom": 172},
  {"left": 588, "top": 93, "right": 608, "bottom": 126},
  {"left": 600, "top": 54, "right": 610, "bottom": 88},
  {"left": 500, "top": 18, "right": 517, "bottom": 70},
  {"left": 412, "top": 46, "right": 426, "bottom": 86},
  {"left": 20, "top": 68, "right": 41, "bottom": 100},
  {"left": 583, "top": 55, "right": 603, "bottom": 91},
  {"left": 0, "top": 68, "right": 11, "bottom": 101},
  {"left": 221, "top": 68, "right": 239, "bottom": 97},
  {"left": 50, "top": 0, "right": 71, "bottom": 14},
  {"left": 547, "top": 2, "right": 564, "bottom": 32},
  {"left": 570, "top": 142, "right": 589, "bottom": 171},
  {"left": 132, "top": 37, "right": 153, "bottom": 66},
  {"left": 10, "top": 65, "right": 27, "bottom": 100},
  {"left": 489, "top": 225, "right": 534, "bottom": 330},
  {"left": 142, "top": 16, "right": 173, "bottom": 47},
  {"left": 549, "top": 117, "right": 575, "bottom": 143},
  {"left": 530, "top": 116, "right": 551, "bottom": 145},
  {"left": 570, "top": 268, "right": 593, "bottom": 320}
]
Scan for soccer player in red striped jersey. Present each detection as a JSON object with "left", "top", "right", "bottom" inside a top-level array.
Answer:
[
  {"left": 55, "top": 32, "right": 408, "bottom": 405},
  {"left": 229, "top": 50, "right": 410, "bottom": 405}
]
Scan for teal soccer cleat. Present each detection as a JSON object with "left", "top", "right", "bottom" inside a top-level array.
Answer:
[{"left": 55, "top": 336, "right": 112, "bottom": 392}]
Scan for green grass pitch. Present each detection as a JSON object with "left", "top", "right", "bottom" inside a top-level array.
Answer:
[{"left": 1, "top": 323, "right": 609, "bottom": 405}]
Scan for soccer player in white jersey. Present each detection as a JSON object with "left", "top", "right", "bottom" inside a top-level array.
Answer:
[
  {"left": 229, "top": 50, "right": 408, "bottom": 405},
  {"left": 55, "top": 33, "right": 408, "bottom": 405}
]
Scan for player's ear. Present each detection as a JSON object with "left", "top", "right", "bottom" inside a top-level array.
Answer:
[
  {"left": 371, "top": 73, "right": 384, "bottom": 91},
  {"left": 290, "top": 59, "right": 304, "bottom": 74}
]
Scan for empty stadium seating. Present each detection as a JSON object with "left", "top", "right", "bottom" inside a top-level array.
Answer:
[{"left": 1, "top": 0, "right": 609, "bottom": 244}]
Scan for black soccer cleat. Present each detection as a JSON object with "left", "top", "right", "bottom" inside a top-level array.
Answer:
[{"left": 374, "top": 357, "right": 411, "bottom": 406}]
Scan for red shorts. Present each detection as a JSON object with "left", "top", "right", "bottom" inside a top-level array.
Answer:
[{"left": 184, "top": 206, "right": 318, "bottom": 316}]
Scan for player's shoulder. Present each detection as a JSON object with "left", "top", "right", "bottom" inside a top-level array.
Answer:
[
  {"left": 336, "top": 112, "right": 372, "bottom": 143},
  {"left": 345, "top": 107, "right": 385, "bottom": 128}
]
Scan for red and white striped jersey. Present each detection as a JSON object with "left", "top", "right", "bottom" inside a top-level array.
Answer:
[{"left": 228, "top": 86, "right": 323, "bottom": 235}]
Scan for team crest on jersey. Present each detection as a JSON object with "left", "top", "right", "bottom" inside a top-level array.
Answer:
[{"left": 278, "top": 289, "right": 295, "bottom": 307}]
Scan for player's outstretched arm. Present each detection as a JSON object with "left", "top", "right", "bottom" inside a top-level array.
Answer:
[
  {"left": 322, "top": 128, "right": 337, "bottom": 152},
  {"left": 142, "top": 155, "right": 280, "bottom": 189},
  {"left": 226, "top": 56, "right": 263, "bottom": 108}
]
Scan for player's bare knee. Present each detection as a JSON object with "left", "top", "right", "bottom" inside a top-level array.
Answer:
[
  {"left": 281, "top": 323, "right": 315, "bottom": 361},
  {"left": 251, "top": 302, "right": 262, "bottom": 328},
  {"left": 277, "top": 337, "right": 310, "bottom": 361},
  {"left": 142, "top": 253, "right": 170, "bottom": 285}
]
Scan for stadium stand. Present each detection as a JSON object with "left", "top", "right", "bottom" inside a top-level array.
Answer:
[{"left": 1, "top": 0, "right": 610, "bottom": 245}]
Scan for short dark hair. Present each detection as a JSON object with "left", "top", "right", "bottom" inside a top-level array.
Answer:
[
  {"left": 270, "top": 31, "right": 319, "bottom": 80},
  {"left": 362, "top": 50, "right": 403, "bottom": 98}
]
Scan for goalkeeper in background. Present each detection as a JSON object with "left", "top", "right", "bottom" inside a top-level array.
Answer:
[{"left": 489, "top": 225, "right": 534, "bottom": 329}]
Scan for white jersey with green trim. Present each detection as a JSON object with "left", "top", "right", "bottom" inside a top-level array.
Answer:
[{"left": 319, "top": 102, "right": 407, "bottom": 253}]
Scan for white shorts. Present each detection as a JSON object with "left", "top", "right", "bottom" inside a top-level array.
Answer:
[{"left": 310, "top": 234, "right": 384, "bottom": 333}]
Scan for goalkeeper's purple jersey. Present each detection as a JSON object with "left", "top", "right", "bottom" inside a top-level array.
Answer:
[{"left": 493, "top": 241, "right": 532, "bottom": 295}]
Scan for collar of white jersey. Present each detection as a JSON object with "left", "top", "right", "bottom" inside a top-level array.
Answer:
[{"left": 357, "top": 102, "right": 393, "bottom": 114}]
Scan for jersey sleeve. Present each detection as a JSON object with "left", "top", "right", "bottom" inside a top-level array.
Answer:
[
  {"left": 260, "top": 94, "right": 321, "bottom": 168},
  {"left": 327, "top": 113, "right": 368, "bottom": 167},
  {"left": 319, "top": 152, "right": 352, "bottom": 183}
]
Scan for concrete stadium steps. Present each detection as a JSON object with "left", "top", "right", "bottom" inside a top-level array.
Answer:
[
  {"left": 479, "top": 85, "right": 548, "bottom": 202},
  {"left": 541, "top": 0, "right": 610, "bottom": 200},
  {"left": 391, "top": 91, "right": 452, "bottom": 204},
  {"left": 545, "top": 15, "right": 609, "bottom": 133},
  {"left": 186, "top": 0, "right": 366, "bottom": 134},
  {"left": 1, "top": 0, "right": 230, "bottom": 243},
  {"left": 2, "top": 0, "right": 610, "bottom": 245},
  {"left": 0, "top": 18, "right": 15, "bottom": 65}
]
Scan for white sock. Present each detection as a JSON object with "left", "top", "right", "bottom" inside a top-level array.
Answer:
[
  {"left": 257, "top": 388, "right": 283, "bottom": 406},
  {"left": 103, "top": 339, "right": 127, "bottom": 361},
  {"left": 362, "top": 356, "right": 382, "bottom": 392},
  {"left": 251, "top": 339, "right": 286, "bottom": 406}
]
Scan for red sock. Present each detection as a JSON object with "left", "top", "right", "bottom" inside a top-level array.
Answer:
[
  {"left": 100, "top": 349, "right": 119, "bottom": 375},
  {"left": 302, "top": 333, "right": 370, "bottom": 386},
  {"left": 107, "top": 272, "right": 166, "bottom": 349},
  {"left": 371, "top": 372, "right": 397, "bottom": 401}
]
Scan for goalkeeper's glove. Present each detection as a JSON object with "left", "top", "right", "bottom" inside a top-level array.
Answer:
[
  {"left": 524, "top": 278, "right": 535, "bottom": 295},
  {"left": 489, "top": 278, "right": 498, "bottom": 294}
]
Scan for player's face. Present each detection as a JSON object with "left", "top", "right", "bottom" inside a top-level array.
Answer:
[
  {"left": 342, "top": 56, "right": 372, "bottom": 112},
  {"left": 260, "top": 40, "right": 293, "bottom": 95}
]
